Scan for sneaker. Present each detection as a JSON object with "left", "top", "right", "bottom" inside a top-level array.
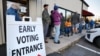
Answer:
[
  {"left": 71, "top": 33, "right": 73, "bottom": 36},
  {"left": 45, "top": 40, "right": 48, "bottom": 43},
  {"left": 50, "top": 37, "right": 54, "bottom": 39},
  {"left": 58, "top": 40, "right": 60, "bottom": 43},
  {"left": 59, "top": 36, "right": 62, "bottom": 38},
  {"left": 67, "top": 34, "right": 69, "bottom": 37},
  {"left": 54, "top": 40, "right": 60, "bottom": 44},
  {"left": 64, "top": 34, "right": 67, "bottom": 36},
  {"left": 75, "top": 32, "right": 78, "bottom": 34}
]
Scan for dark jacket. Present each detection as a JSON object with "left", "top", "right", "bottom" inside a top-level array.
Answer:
[
  {"left": 90, "top": 20, "right": 94, "bottom": 26},
  {"left": 71, "top": 13, "right": 80, "bottom": 25},
  {"left": 50, "top": 15, "right": 54, "bottom": 27},
  {"left": 61, "top": 16, "right": 65, "bottom": 28},
  {"left": 85, "top": 18, "right": 89, "bottom": 24},
  {"left": 42, "top": 9, "right": 51, "bottom": 24},
  {"left": 6, "top": 7, "right": 21, "bottom": 21}
]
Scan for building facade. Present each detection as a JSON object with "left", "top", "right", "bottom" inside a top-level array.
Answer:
[{"left": 0, "top": 0, "right": 89, "bottom": 45}]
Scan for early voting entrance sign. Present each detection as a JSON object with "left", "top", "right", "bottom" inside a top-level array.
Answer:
[{"left": 6, "top": 15, "right": 46, "bottom": 56}]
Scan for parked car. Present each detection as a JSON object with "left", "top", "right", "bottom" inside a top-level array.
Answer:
[
  {"left": 95, "top": 22, "right": 100, "bottom": 28},
  {"left": 85, "top": 27, "right": 100, "bottom": 48}
]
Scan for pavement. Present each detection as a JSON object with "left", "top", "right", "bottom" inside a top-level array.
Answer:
[
  {"left": 47, "top": 35, "right": 100, "bottom": 56},
  {"left": 46, "top": 30, "right": 86, "bottom": 55}
]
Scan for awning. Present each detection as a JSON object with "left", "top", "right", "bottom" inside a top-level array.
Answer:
[{"left": 82, "top": 10, "right": 94, "bottom": 16}]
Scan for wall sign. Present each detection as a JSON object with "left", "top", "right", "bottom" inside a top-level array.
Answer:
[{"left": 6, "top": 15, "right": 46, "bottom": 56}]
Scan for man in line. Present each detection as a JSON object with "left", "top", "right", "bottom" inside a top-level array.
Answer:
[
  {"left": 47, "top": 10, "right": 54, "bottom": 39},
  {"left": 42, "top": 4, "right": 51, "bottom": 43},
  {"left": 71, "top": 12, "right": 80, "bottom": 34}
]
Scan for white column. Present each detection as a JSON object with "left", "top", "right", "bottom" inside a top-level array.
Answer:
[
  {"left": 37, "top": 0, "right": 42, "bottom": 18},
  {"left": 29, "top": 0, "right": 37, "bottom": 21},
  {"left": 0, "top": 0, "right": 5, "bottom": 45}
]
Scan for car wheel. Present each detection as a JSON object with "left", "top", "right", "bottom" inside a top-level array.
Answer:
[{"left": 94, "top": 37, "right": 100, "bottom": 48}]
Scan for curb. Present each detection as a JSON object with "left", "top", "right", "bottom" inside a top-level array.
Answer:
[
  {"left": 58, "top": 36, "right": 81, "bottom": 53},
  {"left": 47, "top": 35, "right": 85, "bottom": 55},
  {"left": 59, "top": 35, "right": 85, "bottom": 53}
]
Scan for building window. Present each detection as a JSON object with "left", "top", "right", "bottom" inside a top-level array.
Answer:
[
  {"left": 58, "top": 8, "right": 66, "bottom": 18},
  {"left": 66, "top": 11, "right": 72, "bottom": 19},
  {"left": 7, "top": 0, "right": 29, "bottom": 17},
  {"left": 58, "top": 7, "right": 74, "bottom": 20},
  {"left": 58, "top": 7, "right": 80, "bottom": 21}
]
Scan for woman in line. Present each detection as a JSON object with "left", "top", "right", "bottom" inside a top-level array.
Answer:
[
  {"left": 65, "top": 19, "right": 72, "bottom": 37},
  {"left": 52, "top": 5, "right": 62, "bottom": 44}
]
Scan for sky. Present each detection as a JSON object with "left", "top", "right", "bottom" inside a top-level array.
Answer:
[{"left": 85, "top": 0, "right": 100, "bottom": 17}]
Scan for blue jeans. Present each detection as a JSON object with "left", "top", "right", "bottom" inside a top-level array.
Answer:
[
  {"left": 65, "top": 27, "right": 71, "bottom": 34},
  {"left": 85, "top": 24, "right": 89, "bottom": 30},
  {"left": 78, "top": 24, "right": 83, "bottom": 33},
  {"left": 54, "top": 25, "right": 60, "bottom": 42},
  {"left": 90, "top": 24, "right": 94, "bottom": 29},
  {"left": 60, "top": 27, "right": 65, "bottom": 35}
]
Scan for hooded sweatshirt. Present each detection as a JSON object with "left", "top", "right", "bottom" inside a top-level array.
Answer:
[{"left": 52, "top": 5, "right": 62, "bottom": 25}]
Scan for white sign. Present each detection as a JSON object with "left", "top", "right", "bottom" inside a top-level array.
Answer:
[
  {"left": 20, "top": 6, "right": 27, "bottom": 13},
  {"left": 6, "top": 15, "right": 46, "bottom": 56}
]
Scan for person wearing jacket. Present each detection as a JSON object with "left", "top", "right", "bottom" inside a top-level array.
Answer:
[
  {"left": 6, "top": 3, "right": 21, "bottom": 21},
  {"left": 78, "top": 18, "right": 84, "bottom": 33},
  {"left": 42, "top": 4, "right": 51, "bottom": 43},
  {"left": 85, "top": 18, "right": 89, "bottom": 30},
  {"left": 60, "top": 13, "right": 65, "bottom": 37},
  {"left": 89, "top": 19, "right": 94, "bottom": 29},
  {"left": 65, "top": 19, "right": 72, "bottom": 37},
  {"left": 52, "top": 5, "right": 62, "bottom": 44},
  {"left": 71, "top": 12, "right": 80, "bottom": 34},
  {"left": 47, "top": 10, "right": 54, "bottom": 39}
]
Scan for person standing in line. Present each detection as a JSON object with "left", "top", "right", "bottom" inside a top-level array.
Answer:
[
  {"left": 78, "top": 19, "right": 83, "bottom": 33},
  {"left": 42, "top": 4, "right": 51, "bottom": 43},
  {"left": 52, "top": 5, "right": 62, "bottom": 44},
  {"left": 82, "top": 19, "right": 85, "bottom": 29},
  {"left": 64, "top": 19, "right": 72, "bottom": 37},
  {"left": 85, "top": 18, "right": 89, "bottom": 30},
  {"left": 47, "top": 10, "right": 54, "bottom": 39},
  {"left": 71, "top": 12, "right": 80, "bottom": 34},
  {"left": 7, "top": 3, "right": 21, "bottom": 21},
  {"left": 89, "top": 19, "right": 95, "bottom": 29},
  {"left": 79, "top": 22, "right": 83, "bottom": 33},
  {"left": 60, "top": 13, "right": 65, "bottom": 37}
]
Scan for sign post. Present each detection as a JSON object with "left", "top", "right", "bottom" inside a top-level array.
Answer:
[{"left": 6, "top": 15, "right": 46, "bottom": 56}]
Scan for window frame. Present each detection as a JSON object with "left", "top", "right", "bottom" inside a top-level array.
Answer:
[{"left": 58, "top": 7, "right": 80, "bottom": 20}]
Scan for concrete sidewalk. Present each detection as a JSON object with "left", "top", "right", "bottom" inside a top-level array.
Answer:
[{"left": 46, "top": 31, "right": 86, "bottom": 55}]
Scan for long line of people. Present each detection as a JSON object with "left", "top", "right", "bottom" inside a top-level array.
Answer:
[
  {"left": 42, "top": 4, "right": 95, "bottom": 44},
  {"left": 6, "top": 3, "right": 94, "bottom": 44}
]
